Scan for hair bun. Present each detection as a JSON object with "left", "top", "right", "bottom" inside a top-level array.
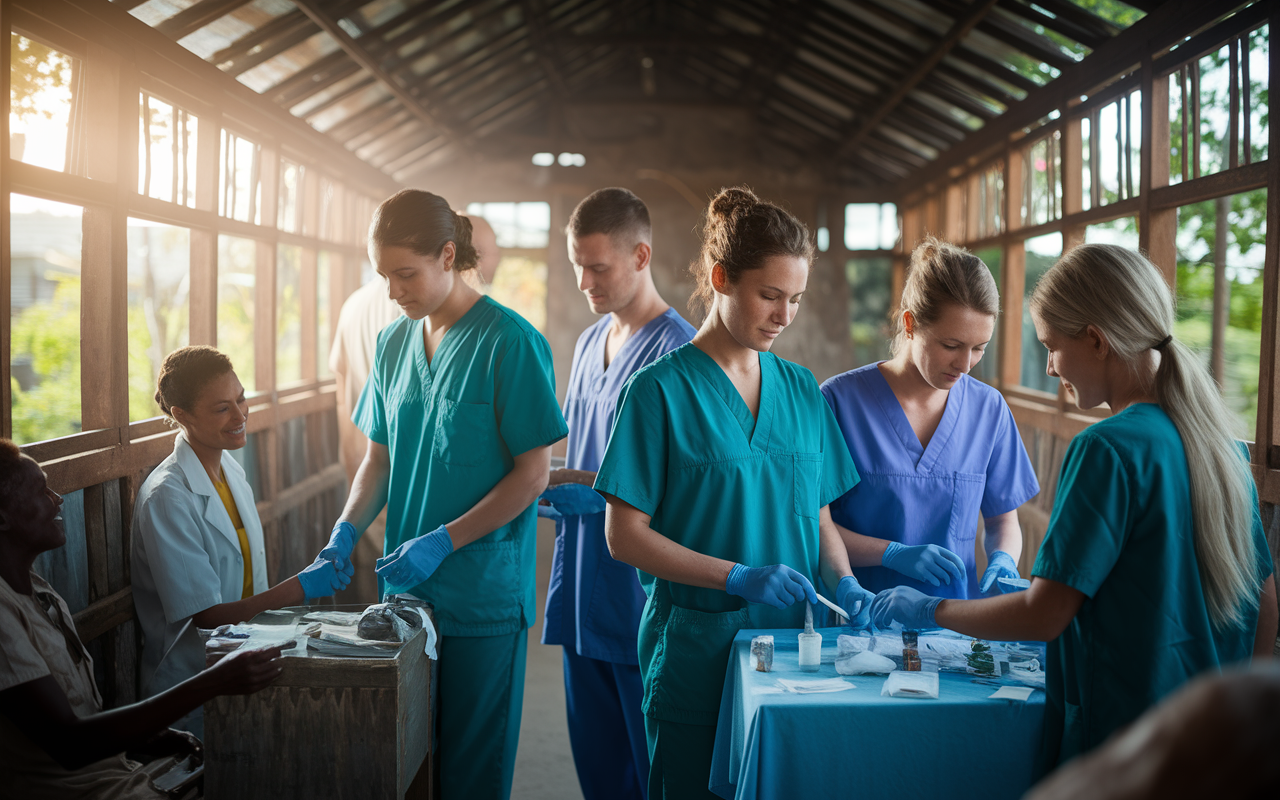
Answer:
[{"left": 709, "top": 187, "right": 759, "bottom": 220}]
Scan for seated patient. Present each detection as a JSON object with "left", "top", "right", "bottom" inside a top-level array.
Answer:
[{"left": 0, "top": 438, "right": 284, "bottom": 800}]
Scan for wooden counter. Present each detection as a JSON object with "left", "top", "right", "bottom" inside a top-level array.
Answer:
[{"left": 203, "top": 607, "right": 434, "bottom": 799}]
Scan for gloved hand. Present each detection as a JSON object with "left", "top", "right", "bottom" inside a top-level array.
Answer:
[
  {"left": 881, "top": 541, "right": 967, "bottom": 587},
  {"left": 536, "top": 501, "right": 563, "bottom": 520},
  {"left": 375, "top": 525, "right": 454, "bottom": 590},
  {"left": 319, "top": 520, "right": 359, "bottom": 578},
  {"left": 837, "top": 575, "right": 874, "bottom": 630},
  {"left": 979, "top": 550, "right": 1021, "bottom": 596},
  {"left": 297, "top": 557, "right": 350, "bottom": 601},
  {"left": 869, "top": 586, "right": 943, "bottom": 630},
  {"left": 725, "top": 564, "right": 817, "bottom": 609},
  {"left": 539, "top": 483, "right": 607, "bottom": 517}
]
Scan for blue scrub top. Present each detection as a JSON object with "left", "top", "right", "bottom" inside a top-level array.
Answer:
[
  {"left": 354, "top": 296, "right": 568, "bottom": 637},
  {"left": 542, "top": 308, "right": 696, "bottom": 664},
  {"left": 1032, "top": 403, "right": 1273, "bottom": 768},
  {"left": 821, "top": 364, "right": 1040, "bottom": 598},
  {"left": 596, "top": 344, "right": 859, "bottom": 724}
]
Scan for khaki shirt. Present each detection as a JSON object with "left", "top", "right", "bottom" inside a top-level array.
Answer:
[{"left": 0, "top": 571, "right": 162, "bottom": 800}]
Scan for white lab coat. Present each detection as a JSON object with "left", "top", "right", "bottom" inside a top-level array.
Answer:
[{"left": 131, "top": 433, "right": 268, "bottom": 708}]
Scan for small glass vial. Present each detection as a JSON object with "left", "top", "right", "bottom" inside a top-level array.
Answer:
[
  {"left": 751, "top": 635, "right": 774, "bottom": 673},
  {"left": 902, "top": 629, "right": 922, "bottom": 672},
  {"left": 798, "top": 604, "right": 822, "bottom": 672}
]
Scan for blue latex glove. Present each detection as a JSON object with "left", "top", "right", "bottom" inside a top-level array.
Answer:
[
  {"left": 536, "top": 501, "right": 563, "bottom": 520},
  {"left": 979, "top": 550, "right": 1021, "bottom": 596},
  {"left": 297, "top": 558, "right": 350, "bottom": 602},
  {"left": 319, "top": 520, "right": 359, "bottom": 578},
  {"left": 375, "top": 525, "right": 454, "bottom": 590},
  {"left": 881, "top": 541, "right": 967, "bottom": 587},
  {"left": 869, "top": 586, "right": 943, "bottom": 630},
  {"left": 725, "top": 563, "right": 817, "bottom": 609},
  {"left": 539, "top": 483, "right": 607, "bottom": 517},
  {"left": 837, "top": 575, "right": 874, "bottom": 630}
]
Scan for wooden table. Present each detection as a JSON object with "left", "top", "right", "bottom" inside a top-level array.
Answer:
[{"left": 204, "top": 606, "right": 435, "bottom": 800}]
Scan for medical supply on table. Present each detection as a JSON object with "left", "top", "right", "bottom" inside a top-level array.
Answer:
[
  {"left": 835, "top": 650, "right": 897, "bottom": 675},
  {"left": 902, "top": 630, "right": 922, "bottom": 671},
  {"left": 777, "top": 678, "right": 853, "bottom": 694},
  {"left": 798, "top": 604, "right": 822, "bottom": 672},
  {"left": 815, "top": 592, "right": 848, "bottom": 621},
  {"left": 988, "top": 686, "right": 1036, "bottom": 702},
  {"left": 751, "top": 635, "right": 775, "bottom": 673},
  {"left": 357, "top": 603, "right": 422, "bottom": 642},
  {"left": 882, "top": 670, "right": 939, "bottom": 699},
  {"left": 967, "top": 640, "right": 996, "bottom": 676}
]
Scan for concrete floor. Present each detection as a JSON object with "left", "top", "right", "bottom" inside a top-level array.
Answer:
[{"left": 510, "top": 518, "right": 586, "bottom": 800}]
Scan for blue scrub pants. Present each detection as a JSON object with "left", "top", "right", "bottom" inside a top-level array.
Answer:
[
  {"left": 644, "top": 716, "right": 718, "bottom": 800},
  {"left": 436, "top": 631, "right": 527, "bottom": 800},
  {"left": 562, "top": 648, "right": 649, "bottom": 800}
]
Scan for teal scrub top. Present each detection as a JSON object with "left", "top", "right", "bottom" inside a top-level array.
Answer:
[
  {"left": 1031, "top": 403, "right": 1273, "bottom": 768},
  {"left": 354, "top": 296, "right": 568, "bottom": 637},
  {"left": 595, "top": 344, "right": 859, "bottom": 725}
]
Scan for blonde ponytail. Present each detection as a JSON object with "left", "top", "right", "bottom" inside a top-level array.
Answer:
[{"left": 1031, "top": 244, "right": 1259, "bottom": 630}]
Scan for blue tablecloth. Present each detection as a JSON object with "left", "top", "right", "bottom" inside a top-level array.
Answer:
[{"left": 710, "top": 628, "right": 1046, "bottom": 800}]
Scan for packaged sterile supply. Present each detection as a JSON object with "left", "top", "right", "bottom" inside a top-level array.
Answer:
[
  {"left": 357, "top": 603, "right": 423, "bottom": 643},
  {"left": 751, "top": 635, "right": 775, "bottom": 673},
  {"left": 835, "top": 649, "right": 896, "bottom": 676},
  {"left": 881, "top": 670, "right": 940, "bottom": 699},
  {"left": 798, "top": 603, "right": 822, "bottom": 672}
]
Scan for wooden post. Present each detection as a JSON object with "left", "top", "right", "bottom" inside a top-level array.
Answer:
[
  {"left": 1140, "top": 64, "right": 1177, "bottom": 285},
  {"left": 1001, "top": 153, "right": 1025, "bottom": 390},
  {"left": 0, "top": 2, "right": 9, "bottom": 439},
  {"left": 945, "top": 181, "right": 964, "bottom": 243},
  {"left": 1061, "top": 117, "right": 1084, "bottom": 251},
  {"left": 80, "top": 45, "right": 129, "bottom": 434},
  {"left": 300, "top": 247, "right": 318, "bottom": 383},
  {"left": 1255, "top": 6, "right": 1280, "bottom": 482},
  {"left": 190, "top": 108, "right": 221, "bottom": 346}
]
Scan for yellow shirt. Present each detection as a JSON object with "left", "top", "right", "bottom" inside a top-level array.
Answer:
[{"left": 213, "top": 469, "right": 254, "bottom": 600}]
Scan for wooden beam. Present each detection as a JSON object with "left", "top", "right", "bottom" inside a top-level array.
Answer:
[
  {"left": 293, "top": 0, "right": 464, "bottom": 151},
  {"left": 72, "top": 587, "right": 134, "bottom": 643},
  {"left": 155, "top": 0, "right": 254, "bottom": 41},
  {"left": 896, "top": 0, "right": 1253, "bottom": 198},
  {"left": 836, "top": 0, "right": 1000, "bottom": 161},
  {"left": 1000, "top": 153, "right": 1025, "bottom": 390}
]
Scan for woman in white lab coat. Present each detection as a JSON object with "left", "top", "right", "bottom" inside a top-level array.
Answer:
[{"left": 131, "top": 346, "right": 347, "bottom": 736}]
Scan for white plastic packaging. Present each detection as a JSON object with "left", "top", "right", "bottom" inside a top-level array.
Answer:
[{"left": 881, "top": 670, "right": 940, "bottom": 699}]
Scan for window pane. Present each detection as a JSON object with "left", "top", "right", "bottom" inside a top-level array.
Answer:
[
  {"left": 139, "top": 92, "right": 197, "bottom": 206},
  {"left": 488, "top": 256, "right": 547, "bottom": 332},
  {"left": 128, "top": 220, "right": 190, "bottom": 421},
  {"left": 1172, "top": 32, "right": 1270, "bottom": 180},
  {"left": 465, "top": 202, "right": 551, "bottom": 249},
  {"left": 1023, "top": 131, "right": 1061, "bottom": 226},
  {"left": 1087, "top": 92, "right": 1141, "bottom": 207},
  {"left": 317, "top": 251, "right": 333, "bottom": 379},
  {"left": 9, "top": 195, "right": 82, "bottom": 443},
  {"left": 9, "top": 34, "right": 79, "bottom": 174},
  {"left": 846, "top": 257, "right": 893, "bottom": 366},
  {"left": 844, "top": 204, "right": 880, "bottom": 250},
  {"left": 1175, "top": 190, "right": 1267, "bottom": 439},
  {"left": 1085, "top": 217, "right": 1139, "bottom": 250},
  {"left": 220, "top": 130, "right": 262, "bottom": 224},
  {"left": 971, "top": 247, "right": 1001, "bottom": 386},
  {"left": 218, "top": 235, "right": 256, "bottom": 392},
  {"left": 1020, "top": 233, "right": 1062, "bottom": 394},
  {"left": 278, "top": 159, "right": 302, "bottom": 233},
  {"left": 277, "top": 244, "right": 302, "bottom": 385}
]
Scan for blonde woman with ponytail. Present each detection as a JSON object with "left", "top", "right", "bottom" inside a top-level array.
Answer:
[{"left": 870, "top": 244, "right": 1277, "bottom": 769}]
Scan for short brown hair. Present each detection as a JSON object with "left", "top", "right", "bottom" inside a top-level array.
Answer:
[
  {"left": 892, "top": 236, "right": 999, "bottom": 354},
  {"left": 691, "top": 187, "right": 813, "bottom": 313},
  {"left": 566, "top": 188, "right": 651, "bottom": 247},
  {"left": 155, "top": 346, "right": 234, "bottom": 419}
]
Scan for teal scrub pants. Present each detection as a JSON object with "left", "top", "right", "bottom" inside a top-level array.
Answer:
[
  {"left": 436, "top": 631, "right": 528, "bottom": 800},
  {"left": 644, "top": 716, "right": 718, "bottom": 800}
]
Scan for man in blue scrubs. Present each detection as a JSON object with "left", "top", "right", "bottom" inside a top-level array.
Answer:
[{"left": 542, "top": 188, "right": 695, "bottom": 800}]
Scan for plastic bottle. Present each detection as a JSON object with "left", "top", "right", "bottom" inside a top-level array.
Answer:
[{"left": 798, "top": 603, "right": 822, "bottom": 672}]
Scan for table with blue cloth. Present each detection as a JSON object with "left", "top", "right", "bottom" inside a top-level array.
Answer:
[{"left": 710, "top": 628, "right": 1046, "bottom": 800}]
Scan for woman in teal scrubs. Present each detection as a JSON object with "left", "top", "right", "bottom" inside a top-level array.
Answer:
[
  {"left": 316, "top": 190, "right": 567, "bottom": 800},
  {"left": 596, "top": 187, "right": 872, "bottom": 799},
  {"left": 870, "top": 244, "right": 1278, "bottom": 770}
]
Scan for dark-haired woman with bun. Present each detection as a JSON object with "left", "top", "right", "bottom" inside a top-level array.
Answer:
[
  {"left": 314, "top": 189, "right": 567, "bottom": 800},
  {"left": 595, "top": 187, "right": 869, "bottom": 798},
  {"left": 821, "top": 237, "right": 1040, "bottom": 601},
  {"left": 131, "top": 346, "right": 349, "bottom": 737}
]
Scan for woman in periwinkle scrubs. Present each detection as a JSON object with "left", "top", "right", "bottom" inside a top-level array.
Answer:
[
  {"left": 314, "top": 190, "right": 567, "bottom": 800},
  {"left": 821, "top": 238, "right": 1040, "bottom": 600},
  {"left": 596, "top": 187, "right": 874, "bottom": 799}
]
